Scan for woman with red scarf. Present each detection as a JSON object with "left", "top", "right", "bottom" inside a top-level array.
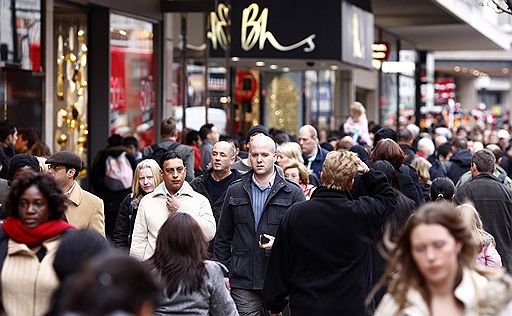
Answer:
[{"left": 0, "top": 171, "right": 75, "bottom": 316}]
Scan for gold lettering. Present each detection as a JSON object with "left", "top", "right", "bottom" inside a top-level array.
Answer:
[
  {"left": 241, "top": 3, "right": 316, "bottom": 52},
  {"left": 207, "top": 4, "right": 230, "bottom": 50}
]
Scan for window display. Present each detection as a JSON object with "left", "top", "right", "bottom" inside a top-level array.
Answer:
[
  {"left": 110, "top": 13, "right": 156, "bottom": 149},
  {"left": 54, "top": 9, "right": 88, "bottom": 158},
  {"left": 0, "top": 0, "right": 41, "bottom": 70}
]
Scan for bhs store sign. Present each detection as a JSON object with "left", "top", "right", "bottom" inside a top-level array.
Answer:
[{"left": 207, "top": 0, "right": 373, "bottom": 68}]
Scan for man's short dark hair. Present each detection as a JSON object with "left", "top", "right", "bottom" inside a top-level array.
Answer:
[
  {"left": 398, "top": 128, "right": 413, "bottom": 142},
  {"left": 0, "top": 121, "right": 16, "bottom": 142},
  {"left": 451, "top": 137, "right": 468, "bottom": 150},
  {"left": 199, "top": 123, "right": 214, "bottom": 141},
  {"left": 161, "top": 118, "right": 177, "bottom": 138},
  {"left": 186, "top": 130, "right": 200, "bottom": 145},
  {"left": 374, "top": 128, "right": 398, "bottom": 145},
  {"left": 122, "top": 136, "right": 139, "bottom": 148},
  {"left": 472, "top": 149, "right": 495, "bottom": 173},
  {"left": 18, "top": 128, "right": 39, "bottom": 149},
  {"left": 437, "top": 142, "right": 452, "bottom": 160},
  {"left": 107, "top": 134, "right": 123, "bottom": 147},
  {"left": 160, "top": 150, "right": 184, "bottom": 168},
  {"left": 273, "top": 132, "right": 290, "bottom": 145},
  {"left": 221, "top": 136, "right": 240, "bottom": 149}
]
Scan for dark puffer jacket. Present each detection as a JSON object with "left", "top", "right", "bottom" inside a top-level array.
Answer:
[
  {"left": 214, "top": 169, "right": 305, "bottom": 290},
  {"left": 446, "top": 149, "right": 472, "bottom": 184}
]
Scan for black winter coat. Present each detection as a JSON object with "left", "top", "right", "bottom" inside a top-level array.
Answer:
[
  {"left": 189, "top": 169, "right": 241, "bottom": 223},
  {"left": 112, "top": 194, "right": 138, "bottom": 250},
  {"left": 399, "top": 164, "right": 425, "bottom": 205},
  {"left": 263, "top": 170, "right": 397, "bottom": 316},
  {"left": 399, "top": 143, "right": 416, "bottom": 165},
  {"left": 214, "top": 169, "right": 305, "bottom": 290},
  {"left": 447, "top": 149, "right": 472, "bottom": 184},
  {"left": 190, "top": 169, "right": 241, "bottom": 254},
  {"left": 351, "top": 164, "right": 424, "bottom": 206},
  {"left": 90, "top": 146, "right": 136, "bottom": 238}
]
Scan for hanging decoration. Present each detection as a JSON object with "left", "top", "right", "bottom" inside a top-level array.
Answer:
[
  {"left": 266, "top": 75, "right": 299, "bottom": 131},
  {"left": 55, "top": 24, "right": 88, "bottom": 161}
]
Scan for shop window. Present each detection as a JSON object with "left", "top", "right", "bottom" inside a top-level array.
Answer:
[
  {"left": 0, "top": 68, "right": 43, "bottom": 133},
  {"left": 0, "top": 0, "right": 41, "bottom": 70},
  {"left": 54, "top": 8, "right": 88, "bottom": 157},
  {"left": 264, "top": 72, "right": 301, "bottom": 133},
  {"left": 305, "top": 70, "right": 334, "bottom": 132},
  {"left": 110, "top": 13, "right": 155, "bottom": 149}
]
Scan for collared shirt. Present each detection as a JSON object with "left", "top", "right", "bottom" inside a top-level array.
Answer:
[
  {"left": 251, "top": 172, "right": 276, "bottom": 229},
  {"left": 164, "top": 183, "right": 185, "bottom": 198},
  {"left": 64, "top": 181, "right": 76, "bottom": 197},
  {"left": 307, "top": 151, "right": 317, "bottom": 171}
]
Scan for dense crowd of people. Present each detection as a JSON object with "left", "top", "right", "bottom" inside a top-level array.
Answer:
[{"left": 0, "top": 102, "right": 512, "bottom": 315}]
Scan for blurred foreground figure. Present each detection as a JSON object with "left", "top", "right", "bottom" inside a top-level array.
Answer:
[
  {"left": 375, "top": 201, "right": 512, "bottom": 316},
  {"left": 60, "top": 254, "right": 159, "bottom": 316}
]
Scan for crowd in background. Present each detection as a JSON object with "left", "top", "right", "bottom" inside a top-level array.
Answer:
[{"left": 0, "top": 99, "right": 510, "bottom": 315}]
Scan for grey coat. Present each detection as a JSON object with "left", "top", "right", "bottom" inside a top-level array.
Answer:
[{"left": 153, "top": 261, "right": 239, "bottom": 316}]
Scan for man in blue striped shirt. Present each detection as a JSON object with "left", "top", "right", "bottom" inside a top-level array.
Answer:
[{"left": 215, "top": 134, "right": 305, "bottom": 316}]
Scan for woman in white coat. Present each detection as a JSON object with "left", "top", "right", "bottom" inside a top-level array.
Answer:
[{"left": 374, "top": 201, "right": 512, "bottom": 316}]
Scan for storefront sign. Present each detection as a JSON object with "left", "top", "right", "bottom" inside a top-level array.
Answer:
[
  {"left": 209, "top": 0, "right": 374, "bottom": 63},
  {"left": 240, "top": 3, "right": 316, "bottom": 53},
  {"left": 341, "top": 1, "right": 373, "bottom": 68},
  {"left": 372, "top": 42, "right": 390, "bottom": 61},
  {"left": 207, "top": 1, "right": 373, "bottom": 68}
]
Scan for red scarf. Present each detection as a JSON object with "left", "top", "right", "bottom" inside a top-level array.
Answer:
[{"left": 2, "top": 217, "right": 75, "bottom": 247}]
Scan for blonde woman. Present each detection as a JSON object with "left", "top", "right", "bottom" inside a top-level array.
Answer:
[
  {"left": 276, "top": 142, "right": 304, "bottom": 167},
  {"left": 113, "top": 159, "right": 163, "bottom": 250},
  {"left": 411, "top": 157, "right": 431, "bottom": 201},
  {"left": 457, "top": 203, "right": 502, "bottom": 268},
  {"left": 277, "top": 142, "right": 320, "bottom": 186}
]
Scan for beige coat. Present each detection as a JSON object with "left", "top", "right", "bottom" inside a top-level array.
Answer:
[
  {"left": 130, "top": 181, "right": 215, "bottom": 261},
  {"left": 66, "top": 181, "right": 105, "bottom": 237},
  {"left": 2, "top": 236, "right": 61, "bottom": 316}
]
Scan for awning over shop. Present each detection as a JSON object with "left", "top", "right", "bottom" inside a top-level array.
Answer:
[{"left": 372, "top": 0, "right": 511, "bottom": 51}]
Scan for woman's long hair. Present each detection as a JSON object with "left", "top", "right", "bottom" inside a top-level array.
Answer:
[
  {"left": 370, "top": 138, "right": 405, "bottom": 170},
  {"left": 374, "top": 201, "right": 477, "bottom": 312},
  {"left": 131, "top": 159, "right": 163, "bottom": 198},
  {"left": 149, "top": 212, "right": 208, "bottom": 295}
]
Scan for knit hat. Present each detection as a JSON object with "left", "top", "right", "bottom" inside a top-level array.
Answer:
[{"left": 246, "top": 125, "right": 269, "bottom": 144}]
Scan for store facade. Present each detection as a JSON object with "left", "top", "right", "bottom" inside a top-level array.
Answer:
[
  {"left": 167, "top": 0, "right": 377, "bottom": 138},
  {"left": 49, "top": 0, "right": 163, "bottom": 169},
  {"left": 0, "top": 0, "right": 163, "bottom": 176}
]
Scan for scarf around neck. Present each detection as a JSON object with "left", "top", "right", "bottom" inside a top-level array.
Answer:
[{"left": 2, "top": 217, "right": 75, "bottom": 247}]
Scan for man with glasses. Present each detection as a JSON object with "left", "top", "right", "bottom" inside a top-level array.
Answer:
[
  {"left": 46, "top": 151, "right": 105, "bottom": 237},
  {"left": 130, "top": 150, "right": 216, "bottom": 261}
]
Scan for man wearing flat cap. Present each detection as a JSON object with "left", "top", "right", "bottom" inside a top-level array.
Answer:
[{"left": 47, "top": 151, "right": 105, "bottom": 237}]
